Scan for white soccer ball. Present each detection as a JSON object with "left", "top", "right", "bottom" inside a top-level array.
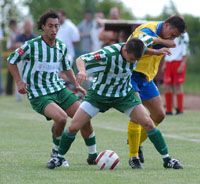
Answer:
[{"left": 95, "top": 150, "right": 120, "bottom": 170}]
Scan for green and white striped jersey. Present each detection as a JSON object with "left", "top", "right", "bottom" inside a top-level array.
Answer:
[
  {"left": 7, "top": 36, "right": 70, "bottom": 99},
  {"left": 80, "top": 43, "right": 135, "bottom": 97}
]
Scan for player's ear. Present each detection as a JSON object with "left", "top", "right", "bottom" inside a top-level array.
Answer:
[{"left": 41, "top": 24, "right": 45, "bottom": 31}]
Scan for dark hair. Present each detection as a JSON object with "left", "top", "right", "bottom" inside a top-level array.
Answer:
[
  {"left": 165, "top": 15, "right": 186, "bottom": 34},
  {"left": 9, "top": 19, "right": 17, "bottom": 26},
  {"left": 37, "top": 10, "right": 59, "bottom": 30},
  {"left": 126, "top": 38, "right": 145, "bottom": 59}
]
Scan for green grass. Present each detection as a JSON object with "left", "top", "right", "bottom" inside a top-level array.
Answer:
[
  {"left": 0, "top": 96, "right": 200, "bottom": 184},
  {"left": 184, "top": 73, "right": 200, "bottom": 94}
]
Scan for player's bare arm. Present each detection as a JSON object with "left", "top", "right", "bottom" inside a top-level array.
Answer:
[
  {"left": 145, "top": 47, "right": 171, "bottom": 56},
  {"left": 76, "top": 57, "right": 87, "bottom": 84},
  {"left": 64, "top": 69, "right": 86, "bottom": 95},
  {"left": 8, "top": 63, "right": 27, "bottom": 94},
  {"left": 153, "top": 37, "right": 176, "bottom": 48}
]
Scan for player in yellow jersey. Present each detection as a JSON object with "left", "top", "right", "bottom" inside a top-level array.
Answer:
[{"left": 127, "top": 15, "right": 186, "bottom": 168}]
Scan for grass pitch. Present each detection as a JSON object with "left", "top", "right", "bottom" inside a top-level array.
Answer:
[{"left": 0, "top": 96, "right": 200, "bottom": 184}]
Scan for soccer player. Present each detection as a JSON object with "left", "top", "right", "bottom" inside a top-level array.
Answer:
[
  {"left": 163, "top": 32, "right": 189, "bottom": 115},
  {"left": 127, "top": 15, "right": 186, "bottom": 168},
  {"left": 47, "top": 37, "right": 182, "bottom": 170},
  {"left": 7, "top": 10, "right": 97, "bottom": 167}
]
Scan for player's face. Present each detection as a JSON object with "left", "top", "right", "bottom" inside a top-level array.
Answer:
[
  {"left": 162, "top": 23, "right": 180, "bottom": 40},
  {"left": 42, "top": 18, "right": 60, "bottom": 41},
  {"left": 125, "top": 52, "right": 137, "bottom": 63}
]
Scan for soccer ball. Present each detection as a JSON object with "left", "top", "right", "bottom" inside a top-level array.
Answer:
[{"left": 95, "top": 150, "right": 120, "bottom": 170}]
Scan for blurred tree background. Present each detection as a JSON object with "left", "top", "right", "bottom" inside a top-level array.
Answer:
[
  {"left": 25, "top": 0, "right": 134, "bottom": 24},
  {"left": 0, "top": 0, "right": 200, "bottom": 92}
]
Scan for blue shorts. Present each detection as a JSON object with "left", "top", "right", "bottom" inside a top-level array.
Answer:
[{"left": 131, "top": 71, "right": 160, "bottom": 101}]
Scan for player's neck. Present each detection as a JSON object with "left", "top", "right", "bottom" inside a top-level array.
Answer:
[{"left": 42, "top": 35, "right": 56, "bottom": 47}]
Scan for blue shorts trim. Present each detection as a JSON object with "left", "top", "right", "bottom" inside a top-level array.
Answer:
[{"left": 131, "top": 71, "right": 160, "bottom": 101}]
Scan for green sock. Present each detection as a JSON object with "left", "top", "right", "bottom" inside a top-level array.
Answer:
[
  {"left": 147, "top": 128, "right": 168, "bottom": 156},
  {"left": 58, "top": 128, "right": 76, "bottom": 156},
  {"left": 84, "top": 132, "right": 97, "bottom": 158}
]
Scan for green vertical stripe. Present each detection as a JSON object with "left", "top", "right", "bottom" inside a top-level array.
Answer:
[
  {"left": 95, "top": 55, "right": 111, "bottom": 92},
  {"left": 46, "top": 46, "right": 51, "bottom": 62},
  {"left": 100, "top": 49, "right": 112, "bottom": 84},
  {"left": 22, "top": 62, "right": 28, "bottom": 77},
  {"left": 49, "top": 73, "right": 57, "bottom": 92},
  {"left": 33, "top": 71, "right": 43, "bottom": 96},
  {"left": 62, "top": 49, "right": 68, "bottom": 70},
  {"left": 27, "top": 42, "right": 35, "bottom": 97},
  {"left": 109, "top": 54, "right": 120, "bottom": 97},
  {"left": 55, "top": 74, "right": 63, "bottom": 89},
  {"left": 42, "top": 72, "right": 51, "bottom": 94},
  {"left": 38, "top": 39, "right": 43, "bottom": 62},
  {"left": 53, "top": 47, "right": 57, "bottom": 63}
]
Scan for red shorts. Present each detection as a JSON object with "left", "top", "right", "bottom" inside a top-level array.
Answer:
[{"left": 163, "top": 60, "right": 186, "bottom": 85}]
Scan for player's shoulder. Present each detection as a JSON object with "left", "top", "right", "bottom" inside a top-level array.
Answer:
[
  {"left": 103, "top": 43, "right": 123, "bottom": 54},
  {"left": 136, "top": 21, "right": 160, "bottom": 31},
  {"left": 23, "top": 36, "right": 40, "bottom": 48},
  {"left": 27, "top": 35, "right": 41, "bottom": 43},
  {"left": 56, "top": 38, "right": 67, "bottom": 51}
]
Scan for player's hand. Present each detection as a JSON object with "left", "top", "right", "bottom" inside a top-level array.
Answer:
[
  {"left": 156, "top": 48, "right": 171, "bottom": 56},
  {"left": 76, "top": 71, "right": 87, "bottom": 85},
  {"left": 16, "top": 80, "right": 28, "bottom": 94},
  {"left": 75, "top": 85, "right": 86, "bottom": 96}
]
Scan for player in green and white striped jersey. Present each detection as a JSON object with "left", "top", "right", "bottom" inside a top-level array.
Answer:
[
  {"left": 7, "top": 10, "right": 98, "bottom": 168},
  {"left": 48, "top": 38, "right": 183, "bottom": 170}
]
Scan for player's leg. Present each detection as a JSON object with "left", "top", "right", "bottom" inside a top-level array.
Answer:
[
  {"left": 44, "top": 102, "right": 71, "bottom": 169},
  {"left": 174, "top": 61, "right": 186, "bottom": 114},
  {"left": 58, "top": 102, "right": 98, "bottom": 162},
  {"left": 140, "top": 95, "right": 165, "bottom": 143},
  {"left": 174, "top": 83, "right": 184, "bottom": 114},
  {"left": 48, "top": 89, "right": 77, "bottom": 159},
  {"left": 48, "top": 101, "right": 100, "bottom": 169},
  {"left": 128, "top": 78, "right": 164, "bottom": 163},
  {"left": 29, "top": 91, "right": 70, "bottom": 168},
  {"left": 65, "top": 100, "right": 97, "bottom": 165},
  {"left": 127, "top": 75, "right": 144, "bottom": 165},
  {"left": 163, "top": 61, "right": 174, "bottom": 114},
  {"left": 129, "top": 104, "right": 183, "bottom": 169},
  {"left": 127, "top": 92, "right": 142, "bottom": 162}
]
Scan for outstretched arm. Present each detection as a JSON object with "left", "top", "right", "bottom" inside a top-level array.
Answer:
[
  {"left": 153, "top": 37, "right": 176, "bottom": 48},
  {"left": 145, "top": 47, "right": 171, "bottom": 56}
]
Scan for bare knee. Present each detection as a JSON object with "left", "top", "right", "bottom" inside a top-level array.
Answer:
[
  {"left": 141, "top": 117, "right": 155, "bottom": 131},
  {"left": 53, "top": 114, "right": 68, "bottom": 137},
  {"left": 69, "top": 123, "right": 80, "bottom": 134},
  {"left": 151, "top": 110, "right": 165, "bottom": 125}
]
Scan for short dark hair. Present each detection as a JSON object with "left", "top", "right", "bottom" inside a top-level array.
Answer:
[
  {"left": 165, "top": 15, "right": 186, "bottom": 34},
  {"left": 37, "top": 10, "right": 59, "bottom": 30},
  {"left": 9, "top": 19, "right": 17, "bottom": 26},
  {"left": 126, "top": 38, "right": 145, "bottom": 59}
]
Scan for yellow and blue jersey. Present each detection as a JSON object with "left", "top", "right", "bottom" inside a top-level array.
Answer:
[{"left": 129, "top": 21, "right": 165, "bottom": 81}]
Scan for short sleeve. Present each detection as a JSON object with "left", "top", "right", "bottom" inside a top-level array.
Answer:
[{"left": 7, "top": 42, "right": 30, "bottom": 64}]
